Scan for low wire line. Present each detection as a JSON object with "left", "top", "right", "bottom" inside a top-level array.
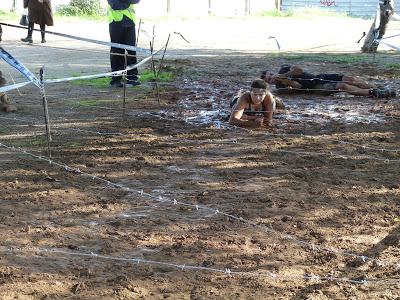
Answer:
[
  {"left": 0, "top": 81, "right": 31, "bottom": 94},
  {"left": 0, "top": 142, "right": 398, "bottom": 269},
  {"left": 338, "top": 140, "right": 400, "bottom": 153},
  {"left": 44, "top": 46, "right": 165, "bottom": 84},
  {"left": 0, "top": 115, "right": 123, "bottom": 136},
  {"left": 0, "top": 22, "right": 150, "bottom": 54},
  {"left": 2, "top": 246, "right": 389, "bottom": 286},
  {"left": 220, "top": 121, "right": 400, "bottom": 163},
  {"left": 1, "top": 114, "right": 399, "bottom": 159}
]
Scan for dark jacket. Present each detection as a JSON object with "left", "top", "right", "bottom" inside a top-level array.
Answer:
[
  {"left": 24, "top": 0, "right": 54, "bottom": 26},
  {"left": 107, "top": 0, "right": 140, "bottom": 10}
]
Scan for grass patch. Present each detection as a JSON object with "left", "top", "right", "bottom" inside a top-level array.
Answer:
[
  {"left": 258, "top": 10, "right": 294, "bottom": 17},
  {"left": 271, "top": 53, "right": 369, "bottom": 64},
  {"left": 70, "top": 70, "right": 175, "bottom": 88},
  {"left": 72, "top": 99, "right": 107, "bottom": 108},
  {"left": 64, "top": 141, "right": 82, "bottom": 148},
  {"left": 72, "top": 76, "right": 110, "bottom": 88},
  {"left": 384, "top": 63, "right": 400, "bottom": 70},
  {"left": 0, "top": 10, "right": 18, "bottom": 21},
  {"left": 53, "top": 13, "right": 106, "bottom": 22},
  {"left": 0, "top": 127, "right": 8, "bottom": 134},
  {"left": 140, "top": 70, "right": 175, "bottom": 82},
  {"left": 13, "top": 136, "right": 48, "bottom": 148}
]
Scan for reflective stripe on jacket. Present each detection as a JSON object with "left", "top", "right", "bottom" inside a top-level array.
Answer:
[{"left": 107, "top": 4, "right": 136, "bottom": 23}]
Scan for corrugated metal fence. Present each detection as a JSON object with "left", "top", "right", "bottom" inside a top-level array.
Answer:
[
  {"left": 1, "top": 0, "right": 396, "bottom": 17},
  {"left": 281, "top": 0, "right": 397, "bottom": 17}
]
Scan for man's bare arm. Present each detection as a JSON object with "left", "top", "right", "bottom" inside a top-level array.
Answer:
[{"left": 273, "top": 77, "right": 302, "bottom": 89}]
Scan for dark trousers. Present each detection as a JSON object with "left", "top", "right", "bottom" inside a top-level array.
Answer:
[
  {"left": 109, "top": 21, "right": 138, "bottom": 83},
  {"left": 27, "top": 22, "right": 46, "bottom": 39}
]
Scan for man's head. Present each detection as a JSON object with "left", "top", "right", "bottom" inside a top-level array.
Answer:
[
  {"left": 261, "top": 70, "right": 275, "bottom": 84},
  {"left": 250, "top": 79, "right": 268, "bottom": 104}
]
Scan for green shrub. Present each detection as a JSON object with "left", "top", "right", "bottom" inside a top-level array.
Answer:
[{"left": 57, "top": 0, "right": 103, "bottom": 17}]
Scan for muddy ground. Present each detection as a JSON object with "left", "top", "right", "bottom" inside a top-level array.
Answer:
[{"left": 0, "top": 43, "right": 400, "bottom": 299}]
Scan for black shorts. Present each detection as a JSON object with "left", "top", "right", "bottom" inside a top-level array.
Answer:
[{"left": 316, "top": 73, "right": 344, "bottom": 83}]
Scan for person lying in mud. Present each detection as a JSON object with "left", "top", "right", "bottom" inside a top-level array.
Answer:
[
  {"left": 229, "top": 79, "right": 282, "bottom": 128},
  {"left": 261, "top": 64, "right": 397, "bottom": 98},
  {"left": 0, "top": 71, "right": 16, "bottom": 113}
]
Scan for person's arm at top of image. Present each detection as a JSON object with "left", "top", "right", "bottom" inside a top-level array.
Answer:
[
  {"left": 229, "top": 94, "right": 264, "bottom": 128},
  {"left": 107, "top": 0, "right": 140, "bottom": 10}
]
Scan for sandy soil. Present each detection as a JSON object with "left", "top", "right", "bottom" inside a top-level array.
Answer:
[{"left": 0, "top": 17, "right": 399, "bottom": 300}]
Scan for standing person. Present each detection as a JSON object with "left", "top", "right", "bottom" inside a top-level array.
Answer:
[
  {"left": 229, "top": 79, "right": 278, "bottom": 128},
  {"left": 21, "top": 0, "right": 54, "bottom": 44},
  {"left": 107, "top": 0, "right": 141, "bottom": 87}
]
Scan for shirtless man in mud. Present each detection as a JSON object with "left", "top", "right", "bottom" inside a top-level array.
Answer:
[
  {"left": 229, "top": 79, "right": 279, "bottom": 128},
  {"left": 261, "top": 64, "right": 397, "bottom": 98},
  {"left": 0, "top": 71, "right": 16, "bottom": 113}
]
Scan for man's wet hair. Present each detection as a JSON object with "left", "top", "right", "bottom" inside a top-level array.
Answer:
[
  {"left": 279, "top": 64, "right": 291, "bottom": 74},
  {"left": 251, "top": 79, "right": 267, "bottom": 90}
]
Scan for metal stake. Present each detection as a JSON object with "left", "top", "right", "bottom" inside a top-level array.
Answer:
[
  {"left": 136, "top": 19, "right": 142, "bottom": 47},
  {"left": 150, "top": 41, "right": 161, "bottom": 105},
  {"left": 122, "top": 53, "right": 127, "bottom": 119},
  {"left": 39, "top": 66, "right": 52, "bottom": 157},
  {"left": 157, "top": 33, "right": 171, "bottom": 77}
]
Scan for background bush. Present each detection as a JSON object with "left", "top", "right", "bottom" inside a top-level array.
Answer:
[{"left": 57, "top": 0, "right": 104, "bottom": 17}]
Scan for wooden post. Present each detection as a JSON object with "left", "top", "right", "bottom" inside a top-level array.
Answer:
[
  {"left": 39, "top": 66, "right": 52, "bottom": 157},
  {"left": 276, "top": 0, "right": 281, "bottom": 11},
  {"left": 361, "top": 0, "right": 394, "bottom": 53},
  {"left": 245, "top": 0, "right": 250, "bottom": 16},
  {"left": 167, "top": 0, "right": 171, "bottom": 14}
]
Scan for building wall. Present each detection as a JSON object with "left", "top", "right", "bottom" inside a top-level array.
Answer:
[{"left": 281, "top": 0, "right": 397, "bottom": 17}]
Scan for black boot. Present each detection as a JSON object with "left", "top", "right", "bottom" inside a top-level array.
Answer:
[
  {"left": 40, "top": 25, "right": 46, "bottom": 43},
  {"left": 21, "top": 23, "right": 33, "bottom": 43}
]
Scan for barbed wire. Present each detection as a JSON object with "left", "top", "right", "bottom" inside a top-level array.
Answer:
[
  {"left": 220, "top": 122, "right": 400, "bottom": 162},
  {"left": 1, "top": 113, "right": 399, "bottom": 159},
  {"left": 0, "top": 22, "right": 150, "bottom": 54},
  {"left": 0, "top": 115, "right": 123, "bottom": 136},
  {"left": 0, "top": 141, "right": 398, "bottom": 269},
  {"left": 338, "top": 140, "right": 400, "bottom": 153},
  {"left": 3, "top": 246, "right": 396, "bottom": 286}
]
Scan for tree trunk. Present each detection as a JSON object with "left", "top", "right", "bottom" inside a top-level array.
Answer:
[
  {"left": 166, "top": 0, "right": 170, "bottom": 14},
  {"left": 245, "top": 0, "right": 250, "bottom": 15},
  {"left": 361, "top": 0, "right": 395, "bottom": 53}
]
